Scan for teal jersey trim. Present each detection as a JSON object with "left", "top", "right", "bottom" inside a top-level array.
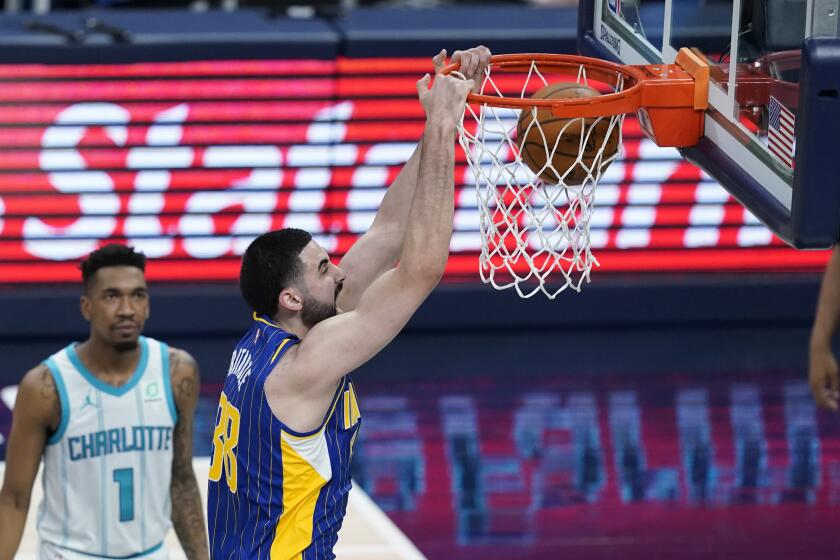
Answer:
[
  {"left": 67, "top": 337, "right": 149, "bottom": 397},
  {"left": 159, "top": 342, "right": 178, "bottom": 424},
  {"left": 44, "top": 358, "right": 70, "bottom": 445}
]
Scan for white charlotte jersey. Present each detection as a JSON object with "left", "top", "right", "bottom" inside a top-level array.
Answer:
[{"left": 37, "top": 336, "right": 177, "bottom": 559}]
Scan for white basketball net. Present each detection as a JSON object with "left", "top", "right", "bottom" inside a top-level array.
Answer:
[{"left": 457, "top": 61, "right": 626, "bottom": 298}]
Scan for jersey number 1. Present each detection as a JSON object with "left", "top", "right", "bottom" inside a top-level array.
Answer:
[
  {"left": 209, "top": 392, "right": 241, "bottom": 492},
  {"left": 112, "top": 468, "right": 134, "bottom": 522}
]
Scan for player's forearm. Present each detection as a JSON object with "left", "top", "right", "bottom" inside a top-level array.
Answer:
[
  {"left": 0, "top": 497, "right": 29, "bottom": 560},
  {"left": 335, "top": 141, "right": 424, "bottom": 308},
  {"left": 370, "top": 140, "right": 423, "bottom": 244},
  {"left": 170, "top": 472, "right": 209, "bottom": 560},
  {"left": 811, "top": 246, "right": 840, "bottom": 350},
  {"left": 401, "top": 122, "right": 455, "bottom": 278}
]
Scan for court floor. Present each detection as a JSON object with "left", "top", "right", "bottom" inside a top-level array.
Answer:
[{"left": 0, "top": 458, "right": 426, "bottom": 560}]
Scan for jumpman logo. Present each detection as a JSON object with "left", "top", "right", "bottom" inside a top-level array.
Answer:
[{"left": 80, "top": 390, "right": 98, "bottom": 412}]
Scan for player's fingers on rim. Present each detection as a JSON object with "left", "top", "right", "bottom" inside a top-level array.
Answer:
[
  {"left": 451, "top": 49, "right": 464, "bottom": 70},
  {"left": 432, "top": 49, "right": 447, "bottom": 73},
  {"left": 454, "top": 50, "right": 470, "bottom": 76},
  {"left": 465, "top": 51, "right": 479, "bottom": 77},
  {"left": 477, "top": 45, "right": 491, "bottom": 69},
  {"left": 456, "top": 51, "right": 469, "bottom": 76}
]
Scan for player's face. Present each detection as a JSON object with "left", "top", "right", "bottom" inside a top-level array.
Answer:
[
  {"left": 296, "top": 241, "right": 346, "bottom": 328},
  {"left": 81, "top": 266, "right": 150, "bottom": 351}
]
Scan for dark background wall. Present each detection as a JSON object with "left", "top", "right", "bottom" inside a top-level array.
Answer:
[{"left": 0, "top": 273, "right": 821, "bottom": 384}]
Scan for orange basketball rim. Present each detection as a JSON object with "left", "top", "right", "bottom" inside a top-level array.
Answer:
[{"left": 441, "top": 48, "right": 710, "bottom": 148}]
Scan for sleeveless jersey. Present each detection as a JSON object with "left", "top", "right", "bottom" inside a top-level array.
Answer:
[
  {"left": 37, "top": 336, "right": 177, "bottom": 560},
  {"left": 207, "top": 313, "right": 362, "bottom": 560}
]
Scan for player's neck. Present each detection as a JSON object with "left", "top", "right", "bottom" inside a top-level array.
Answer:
[
  {"left": 272, "top": 313, "right": 310, "bottom": 339},
  {"left": 75, "top": 336, "right": 142, "bottom": 378}
]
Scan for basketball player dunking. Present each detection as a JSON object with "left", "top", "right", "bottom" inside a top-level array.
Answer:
[
  {"left": 0, "top": 245, "right": 209, "bottom": 559},
  {"left": 206, "top": 47, "right": 490, "bottom": 559}
]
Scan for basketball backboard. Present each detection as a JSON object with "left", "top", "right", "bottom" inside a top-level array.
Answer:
[{"left": 579, "top": 0, "right": 840, "bottom": 247}]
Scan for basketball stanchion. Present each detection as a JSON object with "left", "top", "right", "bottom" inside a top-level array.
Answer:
[{"left": 442, "top": 50, "right": 709, "bottom": 298}]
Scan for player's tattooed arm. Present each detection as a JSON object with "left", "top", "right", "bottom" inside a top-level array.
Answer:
[
  {"left": 37, "top": 365, "right": 61, "bottom": 429},
  {"left": 168, "top": 348, "right": 210, "bottom": 560},
  {"left": 0, "top": 364, "right": 59, "bottom": 560}
]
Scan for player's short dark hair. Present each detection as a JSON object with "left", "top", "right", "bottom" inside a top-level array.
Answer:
[
  {"left": 240, "top": 229, "right": 312, "bottom": 317},
  {"left": 80, "top": 244, "right": 146, "bottom": 290}
]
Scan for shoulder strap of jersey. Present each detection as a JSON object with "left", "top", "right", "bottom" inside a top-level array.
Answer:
[
  {"left": 155, "top": 339, "right": 178, "bottom": 424},
  {"left": 269, "top": 336, "right": 299, "bottom": 365}
]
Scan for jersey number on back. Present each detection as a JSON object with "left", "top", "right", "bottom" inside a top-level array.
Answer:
[{"left": 209, "top": 392, "right": 241, "bottom": 492}]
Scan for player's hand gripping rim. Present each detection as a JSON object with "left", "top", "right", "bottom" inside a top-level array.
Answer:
[
  {"left": 432, "top": 46, "right": 491, "bottom": 93},
  {"left": 416, "top": 71, "right": 474, "bottom": 130}
]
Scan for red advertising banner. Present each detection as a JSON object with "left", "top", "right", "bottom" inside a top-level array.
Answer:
[{"left": 0, "top": 58, "right": 829, "bottom": 283}]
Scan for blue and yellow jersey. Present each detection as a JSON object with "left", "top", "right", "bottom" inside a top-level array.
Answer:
[{"left": 207, "top": 313, "right": 362, "bottom": 560}]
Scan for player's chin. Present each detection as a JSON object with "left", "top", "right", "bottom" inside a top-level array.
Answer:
[
  {"left": 110, "top": 329, "right": 141, "bottom": 351},
  {"left": 112, "top": 338, "right": 140, "bottom": 352}
]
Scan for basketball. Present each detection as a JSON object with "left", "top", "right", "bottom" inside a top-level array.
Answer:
[{"left": 516, "top": 82, "right": 620, "bottom": 185}]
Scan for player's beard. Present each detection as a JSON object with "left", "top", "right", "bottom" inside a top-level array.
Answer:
[
  {"left": 113, "top": 339, "right": 139, "bottom": 352},
  {"left": 300, "top": 295, "right": 337, "bottom": 328}
]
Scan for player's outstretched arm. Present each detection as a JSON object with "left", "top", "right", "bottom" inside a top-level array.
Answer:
[
  {"left": 810, "top": 245, "right": 840, "bottom": 410},
  {"left": 282, "top": 73, "right": 472, "bottom": 398},
  {"left": 335, "top": 125, "right": 424, "bottom": 311},
  {"left": 337, "top": 46, "right": 490, "bottom": 311},
  {"left": 168, "top": 349, "right": 209, "bottom": 560},
  {"left": 0, "top": 365, "right": 59, "bottom": 560}
]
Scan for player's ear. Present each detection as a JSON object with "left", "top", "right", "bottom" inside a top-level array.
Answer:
[
  {"left": 80, "top": 294, "right": 92, "bottom": 321},
  {"left": 278, "top": 287, "right": 303, "bottom": 313}
]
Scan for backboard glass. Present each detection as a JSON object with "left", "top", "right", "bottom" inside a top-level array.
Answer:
[{"left": 579, "top": 0, "right": 840, "bottom": 247}]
